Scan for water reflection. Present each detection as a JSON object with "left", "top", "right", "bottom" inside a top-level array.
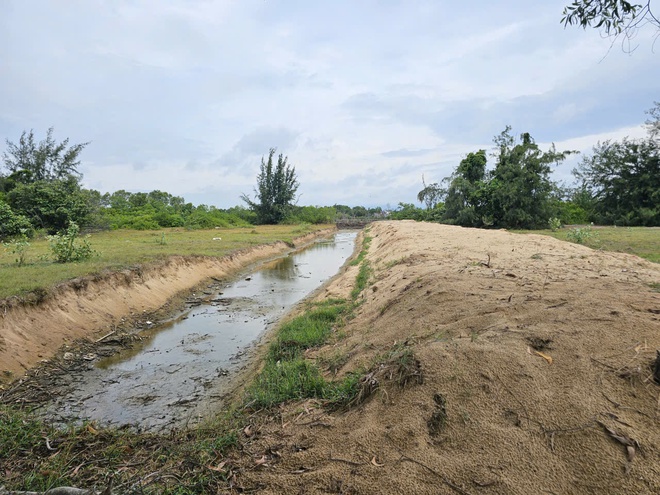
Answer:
[{"left": 45, "top": 231, "right": 357, "bottom": 431}]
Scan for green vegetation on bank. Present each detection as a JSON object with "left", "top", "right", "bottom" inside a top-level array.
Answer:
[
  {"left": 397, "top": 102, "right": 659, "bottom": 229},
  {"left": 245, "top": 230, "right": 373, "bottom": 410},
  {"left": 0, "top": 224, "right": 325, "bottom": 300},
  {"left": 516, "top": 226, "right": 660, "bottom": 263}
]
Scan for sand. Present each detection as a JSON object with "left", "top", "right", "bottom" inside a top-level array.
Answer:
[{"left": 233, "top": 220, "right": 660, "bottom": 494}]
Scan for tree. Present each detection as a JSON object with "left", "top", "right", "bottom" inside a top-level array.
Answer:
[
  {"left": 574, "top": 138, "right": 659, "bottom": 225},
  {"left": 489, "top": 128, "right": 574, "bottom": 229},
  {"left": 442, "top": 150, "right": 488, "bottom": 227},
  {"left": 645, "top": 101, "right": 660, "bottom": 143},
  {"left": 416, "top": 175, "right": 445, "bottom": 210},
  {"left": 440, "top": 129, "right": 573, "bottom": 229},
  {"left": 562, "top": 1, "right": 658, "bottom": 46},
  {"left": 7, "top": 176, "right": 92, "bottom": 233},
  {"left": 574, "top": 102, "right": 660, "bottom": 226},
  {"left": 241, "top": 148, "right": 299, "bottom": 224},
  {"left": 2, "top": 128, "right": 89, "bottom": 185}
]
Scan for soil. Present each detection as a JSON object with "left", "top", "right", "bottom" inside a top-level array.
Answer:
[
  {"left": 0, "top": 229, "right": 333, "bottom": 386},
  {"left": 2, "top": 221, "right": 660, "bottom": 494},
  {"left": 231, "top": 221, "right": 660, "bottom": 494}
]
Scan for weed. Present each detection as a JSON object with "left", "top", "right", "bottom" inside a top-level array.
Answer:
[
  {"left": 428, "top": 393, "right": 447, "bottom": 435},
  {"left": 548, "top": 217, "right": 562, "bottom": 232},
  {"left": 48, "top": 222, "right": 98, "bottom": 263},
  {"left": 319, "top": 350, "right": 351, "bottom": 375},
  {"left": 351, "top": 261, "right": 372, "bottom": 300},
  {"left": 459, "top": 408, "right": 472, "bottom": 424},
  {"left": 385, "top": 257, "right": 408, "bottom": 269},
  {"left": 349, "top": 231, "right": 371, "bottom": 267},
  {"left": 515, "top": 227, "right": 659, "bottom": 264},
  {"left": 0, "top": 225, "right": 329, "bottom": 300},
  {"left": 0, "top": 406, "right": 44, "bottom": 460},
  {"left": 245, "top": 358, "right": 328, "bottom": 409},
  {"left": 291, "top": 223, "right": 312, "bottom": 235},
  {"left": 531, "top": 253, "right": 543, "bottom": 260},
  {"left": 3, "top": 229, "right": 30, "bottom": 266},
  {"left": 158, "top": 232, "right": 167, "bottom": 245},
  {"left": 566, "top": 225, "right": 598, "bottom": 244},
  {"left": 650, "top": 283, "right": 660, "bottom": 292}
]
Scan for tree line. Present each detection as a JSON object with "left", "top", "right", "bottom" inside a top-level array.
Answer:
[
  {"left": 398, "top": 103, "right": 659, "bottom": 229},
  {"left": 0, "top": 133, "right": 353, "bottom": 241}
]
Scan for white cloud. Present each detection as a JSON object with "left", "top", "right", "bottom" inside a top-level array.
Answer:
[{"left": 1, "top": 0, "right": 658, "bottom": 208}]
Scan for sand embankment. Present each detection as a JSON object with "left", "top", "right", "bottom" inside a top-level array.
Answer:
[{"left": 237, "top": 220, "right": 660, "bottom": 494}]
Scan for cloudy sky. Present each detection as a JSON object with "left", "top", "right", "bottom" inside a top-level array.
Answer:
[{"left": 1, "top": 1, "right": 658, "bottom": 208}]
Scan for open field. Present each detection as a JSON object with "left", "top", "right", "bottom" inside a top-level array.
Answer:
[
  {"left": 0, "top": 224, "right": 327, "bottom": 300},
  {"left": 515, "top": 226, "right": 660, "bottom": 263}
]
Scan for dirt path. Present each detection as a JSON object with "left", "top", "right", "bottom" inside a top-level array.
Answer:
[
  {"left": 0, "top": 230, "right": 334, "bottom": 384},
  {"left": 235, "top": 221, "right": 660, "bottom": 494}
]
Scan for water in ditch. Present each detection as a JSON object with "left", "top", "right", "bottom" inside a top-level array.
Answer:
[{"left": 44, "top": 231, "right": 357, "bottom": 431}]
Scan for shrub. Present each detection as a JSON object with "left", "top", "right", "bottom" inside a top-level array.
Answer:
[
  {"left": 566, "top": 225, "right": 597, "bottom": 244},
  {"left": 0, "top": 202, "right": 33, "bottom": 241},
  {"left": 48, "top": 222, "right": 97, "bottom": 262},
  {"left": 548, "top": 217, "right": 562, "bottom": 232},
  {"left": 3, "top": 229, "right": 30, "bottom": 266}
]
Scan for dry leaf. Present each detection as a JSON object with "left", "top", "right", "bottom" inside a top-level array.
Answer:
[
  {"left": 243, "top": 425, "right": 253, "bottom": 437},
  {"left": 626, "top": 445, "right": 636, "bottom": 462},
  {"left": 86, "top": 424, "right": 99, "bottom": 435},
  {"left": 71, "top": 462, "right": 85, "bottom": 477},
  {"left": 254, "top": 455, "right": 268, "bottom": 466},
  {"left": 371, "top": 456, "right": 384, "bottom": 467},
  {"left": 208, "top": 461, "right": 227, "bottom": 472},
  {"left": 533, "top": 350, "right": 553, "bottom": 364}
]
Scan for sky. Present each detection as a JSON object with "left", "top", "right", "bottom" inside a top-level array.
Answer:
[{"left": 1, "top": 1, "right": 658, "bottom": 209}]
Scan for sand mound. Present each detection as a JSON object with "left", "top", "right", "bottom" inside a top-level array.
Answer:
[{"left": 236, "top": 221, "right": 660, "bottom": 494}]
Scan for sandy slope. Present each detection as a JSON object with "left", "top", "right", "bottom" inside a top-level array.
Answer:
[
  {"left": 0, "top": 230, "right": 333, "bottom": 382},
  {"left": 236, "top": 221, "right": 660, "bottom": 494}
]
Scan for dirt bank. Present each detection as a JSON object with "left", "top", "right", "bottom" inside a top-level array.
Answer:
[
  {"left": 235, "top": 221, "right": 660, "bottom": 494},
  {"left": 0, "top": 229, "right": 334, "bottom": 383}
]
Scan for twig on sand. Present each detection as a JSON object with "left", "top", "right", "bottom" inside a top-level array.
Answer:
[
  {"left": 328, "top": 451, "right": 363, "bottom": 466},
  {"left": 94, "top": 329, "right": 117, "bottom": 343},
  {"left": 385, "top": 437, "right": 473, "bottom": 495}
]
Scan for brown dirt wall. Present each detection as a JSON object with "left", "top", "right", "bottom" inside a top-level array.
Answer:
[{"left": 0, "top": 229, "right": 335, "bottom": 382}]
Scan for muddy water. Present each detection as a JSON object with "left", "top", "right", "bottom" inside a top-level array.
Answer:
[{"left": 44, "top": 231, "right": 357, "bottom": 431}]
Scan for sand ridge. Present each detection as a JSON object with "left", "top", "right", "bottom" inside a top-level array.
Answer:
[{"left": 235, "top": 221, "right": 660, "bottom": 494}]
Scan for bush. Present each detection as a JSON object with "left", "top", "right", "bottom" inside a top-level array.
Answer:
[
  {"left": 3, "top": 229, "right": 30, "bottom": 266},
  {"left": 566, "top": 225, "right": 598, "bottom": 244},
  {"left": 0, "top": 202, "right": 33, "bottom": 241},
  {"left": 48, "top": 222, "right": 97, "bottom": 262},
  {"left": 548, "top": 217, "right": 562, "bottom": 232}
]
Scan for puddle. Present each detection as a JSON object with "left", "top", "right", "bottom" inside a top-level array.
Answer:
[{"left": 43, "top": 231, "right": 357, "bottom": 431}]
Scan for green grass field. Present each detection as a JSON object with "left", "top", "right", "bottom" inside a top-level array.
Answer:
[
  {"left": 515, "top": 226, "right": 660, "bottom": 264},
  {"left": 0, "top": 224, "right": 329, "bottom": 300}
]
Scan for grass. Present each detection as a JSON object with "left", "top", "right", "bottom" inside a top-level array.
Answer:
[
  {"left": 0, "top": 224, "right": 328, "bottom": 300},
  {"left": 246, "top": 230, "right": 377, "bottom": 410},
  {"left": 245, "top": 298, "right": 355, "bottom": 409},
  {"left": 0, "top": 405, "right": 242, "bottom": 494},
  {"left": 514, "top": 226, "right": 660, "bottom": 263}
]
